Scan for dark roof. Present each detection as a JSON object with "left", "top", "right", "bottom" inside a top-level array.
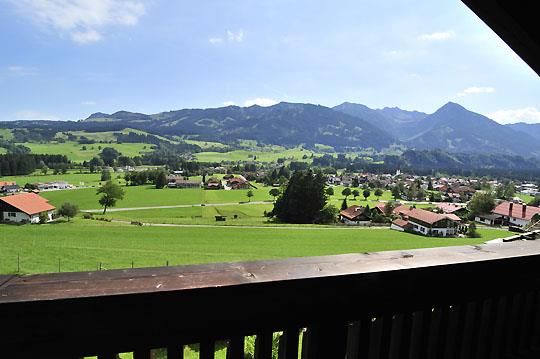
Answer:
[{"left": 340, "top": 205, "right": 367, "bottom": 221}]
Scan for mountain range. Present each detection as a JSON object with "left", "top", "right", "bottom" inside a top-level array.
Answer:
[{"left": 2, "top": 101, "right": 539, "bottom": 157}]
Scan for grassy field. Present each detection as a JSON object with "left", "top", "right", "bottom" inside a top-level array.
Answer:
[
  {"left": 0, "top": 219, "right": 508, "bottom": 275},
  {"left": 195, "top": 146, "right": 314, "bottom": 163},
  {"left": 41, "top": 186, "right": 274, "bottom": 210},
  {"left": 0, "top": 170, "right": 110, "bottom": 187},
  {"left": 20, "top": 141, "right": 153, "bottom": 162}
]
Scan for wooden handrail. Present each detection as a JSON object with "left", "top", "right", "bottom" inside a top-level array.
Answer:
[{"left": 1, "top": 241, "right": 540, "bottom": 358}]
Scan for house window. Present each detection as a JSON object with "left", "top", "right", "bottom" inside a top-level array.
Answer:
[{"left": 8, "top": 212, "right": 17, "bottom": 217}]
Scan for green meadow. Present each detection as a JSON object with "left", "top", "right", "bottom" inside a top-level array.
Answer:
[
  {"left": 20, "top": 141, "right": 153, "bottom": 162},
  {"left": 0, "top": 219, "right": 506, "bottom": 275},
  {"left": 195, "top": 146, "right": 314, "bottom": 163}
]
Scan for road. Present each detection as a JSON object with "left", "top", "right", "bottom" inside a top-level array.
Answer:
[{"left": 83, "top": 200, "right": 273, "bottom": 213}]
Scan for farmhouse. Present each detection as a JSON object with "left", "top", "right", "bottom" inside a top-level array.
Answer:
[
  {"left": 0, "top": 193, "right": 55, "bottom": 223},
  {"left": 204, "top": 177, "right": 222, "bottom": 190},
  {"left": 339, "top": 205, "right": 371, "bottom": 225},
  {"left": 491, "top": 201, "right": 540, "bottom": 228},
  {"left": 391, "top": 206, "right": 460, "bottom": 237},
  {"left": 0, "top": 181, "right": 19, "bottom": 194},
  {"left": 166, "top": 176, "right": 201, "bottom": 188},
  {"left": 436, "top": 203, "right": 468, "bottom": 217},
  {"left": 35, "top": 181, "right": 70, "bottom": 191},
  {"left": 224, "top": 176, "right": 251, "bottom": 190}
]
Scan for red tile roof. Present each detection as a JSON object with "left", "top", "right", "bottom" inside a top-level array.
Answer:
[
  {"left": 339, "top": 205, "right": 367, "bottom": 220},
  {"left": 436, "top": 203, "right": 465, "bottom": 214},
  {"left": 0, "top": 193, "right": 56, "bottom": 215},
  {"left": 392, "top": 219, "right": 410, "bottom": 228},
  {"left": 0, "top": 181, "right": 16, "bottom": 187},
  {"left": 492, "top": 202, "right": 540, "bottom": 221}
]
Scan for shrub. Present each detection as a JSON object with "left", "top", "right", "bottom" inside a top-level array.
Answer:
[{"left": 82, "top": 212, "right": 93, "bottom": 219}]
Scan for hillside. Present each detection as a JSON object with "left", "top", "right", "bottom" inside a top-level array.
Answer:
[
  {"left": 333, "top": 102, "right": 427, "bottom": 140},
  {"left": 507, "top": 123, "right": 540, "bottom": 140},
  {"left": 83, "top": 102, "right": 396, "bottom": 150},
  {"left": 405, "top": 102, "right": 540, "bottom": 157}
]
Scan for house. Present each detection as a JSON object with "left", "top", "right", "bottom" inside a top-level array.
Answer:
[
  {"left": 339, "top": 205, "right": 371, "bottom": 225},
  {"left": 391, "top": 206, "right": 460, "bottom": 237},
  {"left": 0, "top": 193, "right": 56, "bottom": 223},
  {"left": 491, "top": 201, "right": 540, "bottom": 228},
  {"left": 474, "top": 213, "right": 503, "bottom": 226},
  {"left": 205, "top": 177, "right": 222, "bottom": 190},
  {"left": 1, "top": 181, "right": 19, "bottom": 194},
  {"left": 35, "top": 181, "right": 70, "bottom": 191},
  {"left": 224, "top": 176, "right": 251, "bottom": 190},
  {"left": 436, "top": 203, "right": 468, "bottom": 218},
  {"left": 166, "top": 176, "right": 200, "bottom": 188}
]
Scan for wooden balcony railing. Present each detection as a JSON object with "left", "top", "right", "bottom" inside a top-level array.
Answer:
[{"left": 2, "top": 240, "right": 540, "bottom": 358}]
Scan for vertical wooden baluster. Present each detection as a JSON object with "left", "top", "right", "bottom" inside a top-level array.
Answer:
[
  {"left": 346, "top": 321, "right": 361, "bottom": 359},
  {"left": 426, "top": 306, "right": 443, "bottom": 359},
  {"left": 227, "top": 336, "right": 244, "bottom": 359},
  {"left": 367, "top": 315, "right": 392, "bottom": 359},
  {"left": 278, "top": 328, "right": 299, "bottom": 359},
  {"left": 97, "top": 353, "right": 118, "bottom": 359},
  {"left": 459, "top": 301, "right": 479, "bottom": 359},
  {"left": 475, "top": 298, "right": 495, "bottom": 359},
  {"left": 167, "top": 345, "right": 184, "bottom": 359},
  {"left": 133, "top": 350, "right": 152, "bottom": 359},
  {"left": 254, "top": 332, "right": 273, "bottom": 359},
  {"left": 389, "top": 313, "right": 412, "bottom": 359},
  {"left": 518, "top": 291, "right": 535, "bottom": 357},
  {"left": 443, "top": 304, "right": 461, "bottom": 359},
  {"left": 200, "top": 340, "right": 215, "bottom": 359},
  {"left": 529, "top": 291, "right": 540, "bottom": 354},
  {"left": 488, "top": 296, "right": 507, "bottom": 359},
  {"left": 409, "top": 309, "right": 432, "bottom": 359},
  {"left": 301, "top": 323, "right": 347, "bottom": 359},
  {"left": 505, "top": 293, "right": 524, "bottom": 358}
]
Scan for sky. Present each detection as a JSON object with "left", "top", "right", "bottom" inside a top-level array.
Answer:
[{"left": 0, "top": 0, "right": 539, "bottom": 124}]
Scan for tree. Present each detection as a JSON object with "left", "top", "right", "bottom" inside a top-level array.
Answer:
[
  {"left": 155, "top": 171, "right": 167, "bottom": 189},
  {"left": 341, "top": 198, "right": 348, "bottom": 210},
  {"left": 247, "top": 190, "right": 254, "bottom": 202},
  {"left": 467, "top": 222, "right": 480, "bottom": 238},
  {"left": 342, "top": 187, "right": 352, "bottom": 200},
  {"left": 97, "top": 181, "right": 125, "bottom": 214},
  {"left": 39, "top": 212, "right": 48, "bottom": 224},
  {"left": 325, "top": 187, "right": 334, "bottom": 196},
  {"left": 391, "top": 185, "right": 401, "bottom": 200},
  {"left": 272, "top": 170, "right": 328, "bottom": 224},
  {"left": 467, "top": 192, "right": 496, "bottom": 217},
  {"left": 363, "top": 189, "right": 371, "bottom": 201},
  {"left": 374, "top": 188, "right": 383, "bottom": 200},
  {"left": 41, "top": 165, "right": 48, "bottom": 175},
  {"left": 269, "top": 188, "right": 280, "bottom": 201},
  {"left": 384, "top": 201, "right": 396, "bottom": 217},
  {"left": 352, "top": 189, "right": 360, "bottom": 200},
  {"left": 503, "top": 182, "right": 516, "bottom": 200},
  {"left": 101, "top": 169, "right": 111, "bottom": 181},
  {"left": 57, "top": 202, "right": 79, "bottom": 222},
  {"left": 427, "top": 178, "right": 433, "bottom": 191},
  {"left": 99, "top": 147, "right": 120, "bottom": 166}
]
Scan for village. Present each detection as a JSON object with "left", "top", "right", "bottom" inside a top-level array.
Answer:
[{"left": 2, "top": 168, "right": 539, "bottom": 239}]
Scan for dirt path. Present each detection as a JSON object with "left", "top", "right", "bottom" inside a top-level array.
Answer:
[{"left": 83, "top": 201, "right": 272, "bottom": 213}]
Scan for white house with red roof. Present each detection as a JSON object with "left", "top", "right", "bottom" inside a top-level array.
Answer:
[
  {"left": 0, "top": 193, "right": 56, "bottom": 223},
  {"left": 391, "top": 206, "right": 460, "bottom": 237},
  {"left": 491, "top": 201, "right": 540, "bottom": 228}
]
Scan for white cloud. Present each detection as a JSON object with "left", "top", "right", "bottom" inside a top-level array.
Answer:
[
  {"left": 7, "top": 0, "right": 145, "bottom": 44},
  {"left": 208, "top": 37, "right": 223, "bottom": 44},
  {"left": 487, "top": 107, "right": 540, "bottom": 124},
  {"left": 15, "top": 110, "right": 59, "bottom": 121},
  {"left": 72, "top": 29, "right": 102, "bottom": 44},
  {"left": 209, "top": 30, "right": 244, "bottom": 45},
  {"left": 223, "top": 101, "right": 236, "bottom": 106},
  {"left": 456, "top": 86, "right": 495, "bottom": 97},
  {"left": 418, "top": 31, "right": 455, "bottom": 41},
  {"left": 82, "top": 100, "right": 97, "bottom": 105},
  {"left": 244, "top": 98, "right": 278, "bottom": 107},
  {"left": 227, "top": 30, "right": 244, "bottom": 42},
  {"left": 7, "top": 65, "right": 38, "bottom": 76}
]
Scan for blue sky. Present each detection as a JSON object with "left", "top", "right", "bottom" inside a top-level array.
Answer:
[{"left": 0, "top": 0, "right": 539, "bottom": 124}]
